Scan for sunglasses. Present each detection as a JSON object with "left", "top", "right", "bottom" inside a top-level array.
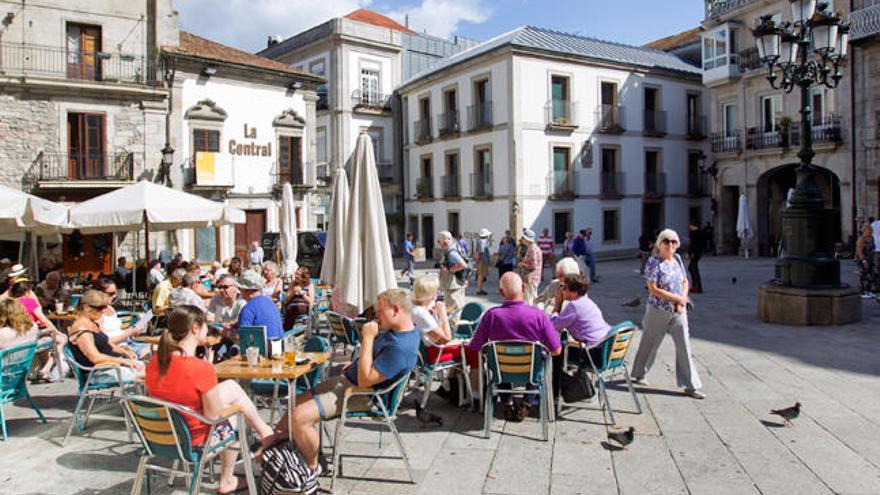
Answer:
[
  {"left": 661, "top": 239, "right": 679, "bottom": 245},
  {"left": 218, "top": 285, "right": 234, "bottom": 290},
  {"left": 87, "top": 304, "right": 108, "bottom": 311},
  {"left": 105, "top": 291, "right": 117, "bottom": 297}
]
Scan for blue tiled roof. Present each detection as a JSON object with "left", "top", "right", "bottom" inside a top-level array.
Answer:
[{"left": 401, "top": 25, "right": 700, "bottom": 88}]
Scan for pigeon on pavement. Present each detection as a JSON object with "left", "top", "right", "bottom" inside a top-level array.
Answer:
[
  {"left": 621, "top": 297, "right": 641, "bottom": 308},
  {"left": 415, "top": 403, "right": 443, "bottom": 428},
  {"left": 770, "top": 402, "right": 801, "bottom": 426},
  {"left": 607, "top": 426, "right": 635, "bottom": 447}
]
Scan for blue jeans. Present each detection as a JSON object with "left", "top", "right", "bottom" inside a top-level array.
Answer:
[{"left": 582, "top": 254, "right": 597, "bottom": 280}]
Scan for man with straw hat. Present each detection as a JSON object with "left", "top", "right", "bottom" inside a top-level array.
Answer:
[
  {"left": 474, "top": 228, "right": 492, "bottom": 295},
  {"left": 519, "top": 229, "right": 542, "bottom": 306}
]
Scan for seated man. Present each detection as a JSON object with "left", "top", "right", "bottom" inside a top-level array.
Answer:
[
  {"left": 152, "top": 267, "right": 184, "bottom": 315},
  {"left": 236, "top": 270, "right": 283, "bottom": 342},
  {"left": 35, "top": 270, "right": 69, "bottom": 310},
  {"left": 534, "top": 257, "right": 581, "bottom": 312},
  {"left": 467, "top": 272, "right": 562, "bottom": 421},
  {"left": 168, "top": 273, "right": 206, "bottom": 310},
  {"left": 549, "top": 274, "right": 611, "bottom": 402},
  {"left": 275, "top": 288, "right": 420, "bottom": 475}
]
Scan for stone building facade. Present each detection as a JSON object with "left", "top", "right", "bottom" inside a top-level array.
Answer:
[{"left": 850, "top": 1, "right": 880, "bottom": 221}]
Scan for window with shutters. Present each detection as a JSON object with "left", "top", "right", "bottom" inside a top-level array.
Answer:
[
  {"left": 279, "top": 135, "right": 303, "bottom": 185},
  {"left": 67, "top": 112, "right": 105, "bottom": 179},
  {"left": 67, "top": 23, "right": 102, "bottom": 81}
]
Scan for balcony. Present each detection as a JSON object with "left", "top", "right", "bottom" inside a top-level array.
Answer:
[
  {"left": 643, "top": 110, "right": 667, "bottom": 137},
  {"left": 851, "top": 0, "right": 880, "bottom": 40},
  {"left": 351, "top": 89, "right": 391, "bottom": 113},
  {"left": 644, "top": 173, "right": 666, "bottom": 198},
  {"left": 738, "top": 47, "right": 764, "bottom": 73},
  {"left": 415, "top": 176, "right": 433, "bottom": 200},
  {"left": 545, "top": 100, "right": 578, "bottom": 132},
  {"left": 687, "top": 115, "right": 708, "bottom": 140},
  {"left": 595, "top": 105, "right": 625, "bottom": 134},
  {"left": 273, "top": 163, "right": 311, "bottom": 190},
  {"left": 600, "top": 172, "right": 625, "bottom": 199},
  {"left": 745, "top": 127, "right": 786, "bottom": 150},
  {"left": 689, "top": 174, "right": 710, "bottom": 197},
  {"left": 414, "top": 118, "right": 432, "bottom": 144},
  {"left": 376, "top": 160, "right": 397, "bottom": 184},
  {"left": 706, "top": 0, "right": 757, "bottom": 19},
  {"left": 470, "top": 173, "right": 493, "bottom": 199},
  {"left": 437, "top": 111, "right": 460, "bottom": 137},
  {"left": 790, "top": 116, "right": 843, "bottom": 147},
  {"left": 0, "top": 43, "right": 155, "bottom": 87},
  {"left": 441, "top": 175, "right": 461, "bottom": 198},
  {"left": 710, "top": 131, "right": 742, "bottom": 153},
  {"left": 27, "top": 151, "right": 138, "bottom": 191},
  {"left": 467, "top": 102, "right": 493, "bottom": 132},
  {"left": 546, "top": 170, "right": 576, "bottom": 199},
  {"left": 316, "top": 90, "right": 329, "bottom": 110},
  {"left": 702, "top": 52, "right": 740, "bottom": 87},
  {"left": 183, "top": 153, "right": 234, "bottom": 190}
]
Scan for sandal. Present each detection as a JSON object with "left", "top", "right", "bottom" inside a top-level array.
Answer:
[{"left": 218, "top": 476, "right": 249, "bottom": 494}]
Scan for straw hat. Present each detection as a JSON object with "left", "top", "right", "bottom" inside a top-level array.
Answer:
[
  {"left": 6, "top": 264, "right": 26, "bottom": 279},
  {"left": 479, "top": 228, "right": 491, "bottom": 238},
  {"left": 236, "top": 270, "right": 265, "bottom": 290}
]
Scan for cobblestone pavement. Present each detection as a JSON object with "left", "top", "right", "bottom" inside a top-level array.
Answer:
[{"left": 2, "top": 256, "right": 880, "bottom": 494}]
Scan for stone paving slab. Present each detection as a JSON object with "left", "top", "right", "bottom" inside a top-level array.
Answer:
[{"left": 2, "top": 256, "right": 880, "bottom": 494}]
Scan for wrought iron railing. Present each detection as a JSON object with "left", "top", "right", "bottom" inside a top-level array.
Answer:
[
  {"left": 746, "top": 127, "right": 785, "bottom": 149},
  {"left": 644, "top": 110, "right": 667, "bottom": 136},
  {"left": 545, "top": 99, "right": 577, "bottom": 127},
  {"left": 645, "top": 172, "right": 666, "bottom": 197},
  {"left": 414, "top": 118, "right": 432, "bottom": 143},
  {"left": 437, "top": 111, "right": 460, "bottom": 136},
  {"left": 710, "top": 131, "right": 742, "bottom": 153},
  {"left": 600, "top": 171, "right": 625, "bottom": 198},
  {"left": 706, "top": 0, "right": 757, "bottom": 18},
  {"left": 790, "top": 116, "right": 843, "bottom": 146},
  {"left": 470, "top": 173, "right": 493, "bottom": 199},
  {"left": 595, "top": 104, "right": 625, "bottom": 133},
  {"left": 31, "top": 151, "right": 138, "bottom": 182},
  {"left": 377, "top": 161, "right": 396, "bottom": 183},
  {"left": 689, "top": 174, "right": 710, "bottom": 197},
  {"left": 467, "top": 102, "right": 493, "bottom": 131},
  {"left": 441, "top": 175, "right": 461, "bottom": 198},
  {"left": 687, "top": 115, "right": 708, "bottom": 139},
  {"left": 738, "top": 47, "right": 763, "bottom": 72},
  {"left": 0, "top": 43, "right": 154, "bottom": 85},
  {"left": 351, "top": 89, "right": 391, "bottom": 111},
  {"left": 547, "top": 170, "right": 575, "bottom": 197},
  {"left": 415, "top": 176, "right": 433, "bottom": 199},
  {"left": 850, "top": 2, "right": 880, "bottom": 41},
  {"left": 274, "top": 163, "right": 310, "bottom": 187}
]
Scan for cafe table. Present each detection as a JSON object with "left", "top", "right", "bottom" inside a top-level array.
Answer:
[
  {"left": 133, "top": 334, "right": 223, "bottom": 346},
  {"left": 214, "top": 352, "right": 331, "bottom": 441}
]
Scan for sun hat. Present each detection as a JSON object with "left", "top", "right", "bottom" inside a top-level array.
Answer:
[
  {"left": 479, "top": 228, "right": 491, "bottom": 238},
  {"left": 521, "top": 228, "right": 537, "bottom": 242},
  {"left": 235, "top": 270, "right": 265, "bottom": 290},
  {"left": 6, "top": 264, "right": 26, "bottom": 279}
]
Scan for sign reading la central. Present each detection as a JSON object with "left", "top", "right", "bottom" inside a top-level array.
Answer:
[{"left": 229, "top": 123, "right": 272, "bottom": 157}]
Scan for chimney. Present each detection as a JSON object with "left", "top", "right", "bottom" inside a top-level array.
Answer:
[
  {"left": 405, "top": 14, "right": 409, "bottom": 29},
  {"left": 267, "top": 35, "right": 282, "bottom": 48}
]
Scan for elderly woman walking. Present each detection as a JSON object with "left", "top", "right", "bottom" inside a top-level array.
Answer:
[{"left": 630, "top": 229, "right": 704, "bottom": 399}]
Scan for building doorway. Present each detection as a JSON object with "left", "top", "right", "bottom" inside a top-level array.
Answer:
[
  {"left": 234, "top": 209, "right": 266, "bottom": 260},
  {"left": 421, "top": 215, "right": 434, "bottom": 261},
  {"left": 553, "top": 210, "right": 572, "bottom": 244},
  {"left": 641, "top": 201, "right": 663, "bottom": 248},
  {"left": 720, "top": 185, "right": 740, "bottom": 255}
]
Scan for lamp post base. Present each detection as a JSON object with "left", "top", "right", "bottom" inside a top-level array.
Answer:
[
  {"left": 775, "top": 205, "right": 840, "bottom": 287},
  {"left": 757, "top": 282, "right": 861, "bottom": 325}
]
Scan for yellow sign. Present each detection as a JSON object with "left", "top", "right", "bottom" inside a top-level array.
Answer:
[{"left": 195, "top": 151, "right": 216, "bottom": 183}]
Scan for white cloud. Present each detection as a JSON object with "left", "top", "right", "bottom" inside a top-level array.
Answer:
[
  {"left": 176, "top": 0, "right": 372, "bottom": 52},
  {"left": 385, "top": 0, "right": 492, "bottom": 39}
]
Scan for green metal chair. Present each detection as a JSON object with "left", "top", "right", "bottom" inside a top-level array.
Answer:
[
  {"left": 454, "top": 302, "right": 485, "bottom": 339},
  {"left": 330, "top": 371, "right": 416, "bottom": 489},
  {"left": 121, "top": 394, "right": 257, "bottom": 495},
  {"left": 480, "top": 340, "right": 553, "bottom": 441},
  {"left": 416, "top": 341, "right": 472, "bottom": 408},
  {"left": 0, "top": 341, "right": 46, "bottom": 440},
  {"left": 325, "top": 312, "right": 359, "bottom": 356},
  {"left": 584, "top": 321, "right": 642, "bottom": 426},
  {"left": 61, "top": 344, "right": 138, "bottom": 445},
  {"left": 249, "top": 335, "right": 330, "bottom": 422}
]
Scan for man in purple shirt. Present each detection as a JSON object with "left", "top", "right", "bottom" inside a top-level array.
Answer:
[
  {"left": 549, "top": 274, "right": 611, "bottom": 402},
  {"left": 469, "top": 272, "right": 561, "bottom": 421}
]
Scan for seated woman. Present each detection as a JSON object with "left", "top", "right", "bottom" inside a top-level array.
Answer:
[
  {"left": 146, "top": 306, "right": 275, "bottom": 495},
  {"left": 91, "top": 277, "right": 149, "bottom": 358},
  {"left": 10, "top": 278, "right": 67, "bottom": 381},
  {"left": 68, "top": 290, "right": 143, "bottom": 384},
  {"left": 411, "top": 276, "right": 454, "bottom": 361},
  {"left": 0, "top": 299, "right": 39, "bottom": 350},
  {"left": 283, "top": 267, "right": 313, "bottom": 329},
  {"left": 261, "top": 261, "right": 283, "bottom": 303}
]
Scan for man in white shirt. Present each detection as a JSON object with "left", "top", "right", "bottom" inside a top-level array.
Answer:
[{"left": 248, "top": 241, "right": 264, "bottom": 267}]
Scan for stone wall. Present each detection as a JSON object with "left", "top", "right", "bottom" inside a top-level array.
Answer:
[{"left": 0, "top": 92, "right": 60, "bottom": 189}]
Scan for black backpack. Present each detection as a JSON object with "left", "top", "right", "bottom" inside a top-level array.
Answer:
[{"left": 260, "top": 440, "right": 319, "bottom": 495}]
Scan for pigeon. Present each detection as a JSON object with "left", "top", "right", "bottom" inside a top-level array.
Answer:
[
  {"left": 770, "top": 402, "right": 801, "bottom": 426},
  {"left": 607, "top": 426, "right": 635, "bottom": 448},
  {"left": 414, "top": 403, "right": 443, "bottom": 428},
  {"left": 732, "top": 276, "right": 738, "bottom": 284},
  {"left": 621, "top": 296, "right": 642, "bottom": 308}
]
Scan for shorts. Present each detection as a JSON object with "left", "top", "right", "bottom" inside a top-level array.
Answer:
[
  {"left": 90, "top": 365, "right": 139, "bottom": 385},
  {"left": 476, "top": 263, "right": 489, "bottom": 281},
  {"left": 312, "top": 375, "right": 374, "bottom": 420}
]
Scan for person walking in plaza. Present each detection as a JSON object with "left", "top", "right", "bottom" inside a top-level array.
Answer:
[
  {"left": 562, "top": 232, "right": 574, "bottom": 258},
  {"left": 402, "top": 232, "right": 416, "bottom": 287},
  {"left": 247, "top": 240, "right": 264, "bottom": 267},
  {"left": 687, "top": 222, "right": 706, "bottom": 294},
  {"left": 437, "top": 231, "right": 468, "bottom": 316},
  {"left": 581, "top": 227, "right": 598, "bottom": 282},
  {"left": 496, "top": 231, "right": 517, "bottom": 279},
  {"left": 457, "top": 232, "right": 470, "bottom": 257},
  {"left": 630, "top": 229, "right": 704, "bottom": 399},
  {"left": 518, "top": 229, "right": 542, "bottom": 306},
  {"left": 856, "top": 224, "right": 875, "bottom": 298},
  {"left": 474, "top": 228, "right": 492, "bottom": 295},
  {"left": 537, "top": 228, "right": 555, "bottom": 282}
]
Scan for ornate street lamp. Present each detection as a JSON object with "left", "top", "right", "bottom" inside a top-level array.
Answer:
[{"left": 752, "top": 1, "right": 849, "bottom": 288}]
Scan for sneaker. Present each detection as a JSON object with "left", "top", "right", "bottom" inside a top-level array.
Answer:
[
  {"left": 684, "top": 389, "right": 706, "bottom": 400},
  {"left": 630, "top": 376, "right": 649, "bottom": 386}
]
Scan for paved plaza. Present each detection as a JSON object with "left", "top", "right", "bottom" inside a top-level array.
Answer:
[{"left": 2, "top": 256, "right": 880, "bottom": 495}]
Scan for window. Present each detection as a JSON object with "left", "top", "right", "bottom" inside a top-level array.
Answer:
[
  {"left": 278, "top": 136, "right": 302, "bottom": 184},
  {"left": 644, "top": 87, "right": 659, "bottom": 112},
  {"left": 811, "top": 88, "right": 828, "bottom": 125},
  {"left": 551, "top": 75, "right": 570, "bottom": 122},
  {"left": 361, "top": 66, "right": 380, "bottom": 102},
  {"left": 687, "top": 93, "right": 701, "bottom": 134},
  {"left": 688, "top": 151, "right": 704, "bottom": 196},
  {"left": 603, "top": 210, "right": 619, "bottom": 242},
  {"left": 67, "top": 23, "right": 102, "bottom": 80},
  {"left": 441, "top": 88, "right": 458, "bottom": 133},
  {"left": 417, "top": 97, "right": 431, "bottom": 139},
  {"left": 552, "top": 146, "right": 571, "bottom": 195},
  {"left": 366, "top": 128, "right": 383, "bottom": 161},
  {"left": 601, "top": 147, "right": 617, "bottom": 175},
  {"left": 448, "top": 211, "right": 460, "bottom": 236},
  {"left": 194, "top": 227, "right": 218, "bottom": 262},
  {"left": 444, "top": 88, "right": 458, "bottom": 114},
  {"left": 601, "top": 147, "right": 620, "bottom": 196},
  {"left": 193, "top": 129, "right": 220, "bottom": 154},
  {"left": 316, "top": 127, "right": 327, "bottom": 164},
  {"left": 600, "top": 81, "right": 617, "bottom": 106},
  {"left": 761, "top": 95, "right": 781, "bottom": 132},
  {"left": 68, "top": 112, "right": 105, "bottom": 179},
  {"left": 723, "top": 104, "right": 737, "bottom": 138},
  {"left": 703, "top": 27, "right": 729, "bottom": 69},
  {"left": 473, "top": 147, "right": 492, "bottom": 197},
  {"left": 472, "top": 78, "right": 491, "bottom": 128}
]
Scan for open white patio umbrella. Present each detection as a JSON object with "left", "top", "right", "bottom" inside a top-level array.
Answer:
[
  {"left": 279, "top": 182, "right": 298, "bottom": 278},
  {"left": 337, "top": 133, "right": 397, "bottom": 314},
  {"left": 0, "top": 183, "right": 68, "bottom": 235},
  {"left": 319, "top": 165, "right": 349, "bottom": 285},
  {"left": 736, "top": 192, "right": 753, "bottom": 259}
]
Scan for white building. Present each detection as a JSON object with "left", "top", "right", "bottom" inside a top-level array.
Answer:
[
  {"left": 258, "top": 9, "right": 477, "bottom": 252},
  {"left": 162, "top": 32, "right": 323, "bottom": 261},
  {"left": 398, "top": 26, "right": 711, "bottom": 255}
]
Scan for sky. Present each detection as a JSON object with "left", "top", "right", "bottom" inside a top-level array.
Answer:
[{"left": 176, "top": 0, "right": 705, "bottom": 53}]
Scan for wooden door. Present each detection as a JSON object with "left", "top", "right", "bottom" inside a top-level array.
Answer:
[
  {"left": 278, "top": 136, "right": 302, "bottom": 184},
  {"left": 234, "top": 210, "right": 267, "bottom": 260},
  {"left": 63, "top": 232, "right": 112, "bottom": 276},
  {"left": 67, "top": 113, "right": 105, "bottom": 179},
  {"left": 66, "top": 23, "right": 101, "bottom": 81}
]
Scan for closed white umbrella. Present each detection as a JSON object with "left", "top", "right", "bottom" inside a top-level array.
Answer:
[
  {"left": 736, "top": 192, "right": 753, "bottom": 259},
  {"left": 280, "top": 182, "right": 298, "bottom": 278},
  {"left": 0, "top": 184, "right": 68, "bottom": 235},
  {"left": 319, "top": 165, "right": 349, "bottom": 285},
  {"left": 337, "top": 133, "right": 397, "bottom": 313}
]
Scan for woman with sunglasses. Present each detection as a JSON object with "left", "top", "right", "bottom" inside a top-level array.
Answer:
[
  {"left": 630, "top": 229, "right": 704, "bottom": 399},
  {"left": 91, "top": 277, "right": 150, "bottom": 358},
  {"left": 68, "top": 290, "right": 143, "bottom": 384}
]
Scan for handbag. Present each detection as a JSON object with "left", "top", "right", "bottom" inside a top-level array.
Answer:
[
  {"left": 559, "top": 366, "right": 595, "bottom": 403},
  {"left": 260, "top": 440, "right": 319, "bottom": 495}
]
